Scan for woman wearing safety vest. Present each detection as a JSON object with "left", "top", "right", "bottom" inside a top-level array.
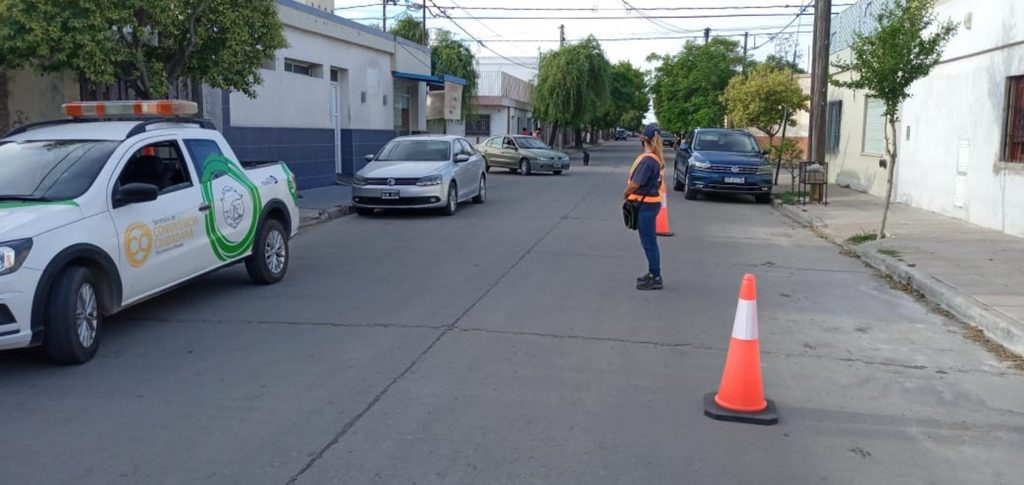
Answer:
[{"left": 624, "top": 124, "right": 665, "bottom": 290}]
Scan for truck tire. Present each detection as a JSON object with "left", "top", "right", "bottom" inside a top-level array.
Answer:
[
  {"left": 45, "top": 266, "right": 102, "bottom": 365},
  {"left": 246, "top": 218, "right": 289, "bottom": 285}
]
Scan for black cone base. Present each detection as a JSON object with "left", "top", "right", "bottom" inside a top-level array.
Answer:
[
  {"left": 656, "top": 232, "right": 675, "bottom": 237},
  {"left": 703, "top": 392, "right": 779, "bottom": 425}
]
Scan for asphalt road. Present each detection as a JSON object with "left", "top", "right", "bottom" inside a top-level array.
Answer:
[{"left": 2, "top": 141, "right": 1023, "bottom": 484}]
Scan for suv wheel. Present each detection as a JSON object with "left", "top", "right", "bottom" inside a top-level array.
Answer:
[
  {"left": 246, "top": 219, "right": 289, "bottom": 284},
  {"left": 673, "top": 170, "right": 684, "bottom": 191},
  {"left": 45, "top": 266, "right": 102, "bottom": 365},
  {"left": 683, "top": 170, "right": 700, "bottom": 200}
]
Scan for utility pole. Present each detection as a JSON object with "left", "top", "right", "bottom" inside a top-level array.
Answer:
[
  {"left": 559, "top": 24, "right": 565, "bottom": 46},
  {"left": 422, "top": 0, "right": 427, "bottom": 44},
  {"left": 808, "top": 0, "right": 832, "bottom": 166},
  {"left": 704, "top": 27, "right": 711, "bottom": 44},
  {"left": 742, "top": 32, "right": 749, "bottom": 75},
  {"left": 382, "top": 0, "right": 387, "bottom": 31}
]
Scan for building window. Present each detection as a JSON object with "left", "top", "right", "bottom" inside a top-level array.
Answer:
[
  {"left": 862, "top": 97, "right": 886, "bottom": 156},
  {"left": 1004, "top": 75, "right": 1024, "bottom": 162},
  {"left": 284, "top": 59, "right": 319, "bottom": 77},
  {"left": 826, "top": 100, "right": 842, "bottom": 154},
  {"left": 466, "top": 114, "right": 491, "bottom": 136}
]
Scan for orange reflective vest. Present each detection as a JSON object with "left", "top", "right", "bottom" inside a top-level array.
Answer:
[{"left": 626, "top": 153, "right": 664, "bottom": 203}]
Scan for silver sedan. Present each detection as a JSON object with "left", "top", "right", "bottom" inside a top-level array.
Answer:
[{"left": 351, "top": 135, "right": 487, "bottom": 216}]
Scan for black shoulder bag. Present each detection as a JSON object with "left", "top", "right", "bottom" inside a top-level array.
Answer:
[{"left": 622, "top": 195, "right": 647, "bottom": 230}]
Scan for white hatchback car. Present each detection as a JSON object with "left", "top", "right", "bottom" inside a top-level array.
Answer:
[{"left": 351, "top": 135, "right": 486, "bottom": 216}]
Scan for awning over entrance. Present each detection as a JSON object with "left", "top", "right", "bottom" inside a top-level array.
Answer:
[{"left": 392, "top": 71, "right": 467, "bottom": 87}]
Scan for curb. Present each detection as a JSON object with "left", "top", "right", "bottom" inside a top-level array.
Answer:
[
  {"left": 772, "top": 199, "right": 1024, "bottom": 357},
  {"left": 299, "top": 205, "right": 352, "bottom": 229}
]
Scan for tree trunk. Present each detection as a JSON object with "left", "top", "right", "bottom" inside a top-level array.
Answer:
[
  {"left": 574, "top": 127, "right": 583, "bottom": 149},
  {"left": 879, "top": 116, "right": 898, "bottom": 239},
  {"left": 548, "top": 122, "right": 559, "bottom": 147}
]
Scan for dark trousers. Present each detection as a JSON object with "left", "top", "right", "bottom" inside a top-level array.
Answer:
[{"left": 637, "top": 203, "right": 661, "bottom": 277}]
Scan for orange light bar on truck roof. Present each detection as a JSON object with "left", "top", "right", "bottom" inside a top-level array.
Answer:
[{"left": 61, "top": 100, "right": 198, "bottom": 118}]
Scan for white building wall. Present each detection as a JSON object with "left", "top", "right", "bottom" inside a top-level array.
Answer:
[
  {"left": 229, "top": 1, "right": 431, "bottom": 132},
  {"left": 827, "top": 48, "right": 891, "bottom": 196},
  {"left": 896, "top": 0, "right": 1024, "bottom": 236}
]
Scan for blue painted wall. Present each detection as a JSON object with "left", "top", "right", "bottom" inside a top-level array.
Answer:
[{"left": 221, "top": 91, "right": 427, "bottom": 190}]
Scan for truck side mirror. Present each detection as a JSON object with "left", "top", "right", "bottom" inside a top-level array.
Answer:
[{"left": 114, "top": 183, "right": 159, "bottom": 208}]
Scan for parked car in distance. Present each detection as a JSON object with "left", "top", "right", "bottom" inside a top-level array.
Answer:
[
  {"left": 0, "top": 100, "right": 300, "bottom": 364},
  {"left": 476, "top": 135, "right": 570, "bottom": 175},
  {"left": 352, "top": 135, "right": 486, "bottom": 216},
  {"left": 614, "top": 129, "right": 628, "bottom": 141},
  {"left": 673, "top": 128, "right": 773, "bottom": 204},
  {"left": 661, "top": 131, "right": 676, "bottom": 147}
]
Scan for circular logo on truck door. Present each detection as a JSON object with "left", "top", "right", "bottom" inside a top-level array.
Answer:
[
  {"left": 200, "top": 156, "right": 262, "bottom": 262},
  {"left": 125, "top": 222, "right": 154, "bottom": 268}
]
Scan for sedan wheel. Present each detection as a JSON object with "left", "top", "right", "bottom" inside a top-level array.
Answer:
[
  {"left": 443, "top": 183, "right": 458, "bottom": 216},
  {"left": 472, "top": 176, "right": 486, "bottom": 204},
  {"left": 519, "top": 158, "right": 532, "bottom": 176}
]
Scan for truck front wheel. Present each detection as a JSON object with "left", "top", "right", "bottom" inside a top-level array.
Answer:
[
  {"left": 45, "top": 266, "right": 102, "bottom": 365},
  {"left": 246, "top": 218, "right": 289, "bottom": 285}
]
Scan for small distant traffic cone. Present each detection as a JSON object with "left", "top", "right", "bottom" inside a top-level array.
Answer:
[
  {"left": 703, "top": 274, "right": 779, "bottom": 425},
  {"left": 655, "top": 191, "right": 674, "bottom": 237}
]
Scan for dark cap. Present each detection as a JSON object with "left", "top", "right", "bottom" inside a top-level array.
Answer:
[{"left": 642, "top": 124, "right": 660, "bottom": 139}]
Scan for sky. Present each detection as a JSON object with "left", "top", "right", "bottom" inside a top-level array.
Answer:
[{"left": 332, "top": 0, "right": 850, "bottom": 122}]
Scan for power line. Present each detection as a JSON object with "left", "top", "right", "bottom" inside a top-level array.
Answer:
[
  {"left": 428, "top": 0, "right": 538, "bottom": 71},
  {"left": 351, "top": 12, "right": 822, "bottom": 21},
  {"left": 333, "top": 2, "right": 381, "bottom": 11},
  {"left": 428, "top": 3, "right": 850, "bottom": 11},
  {"left": 751, "top": 0, "right": 814, "bottom": 50},
  {"left": 473, "top": 31, "right": 814, "bottom": 43}
]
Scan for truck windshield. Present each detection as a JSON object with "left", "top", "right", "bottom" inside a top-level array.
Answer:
[
  {"left": 0, "top": 140, "right": 119, "bottom": 201},
  {"left": 693, "top": 132, "right": 760, "bottom": 153},
  {"left": 375, "top": 140, "right": 451, "bottom": 162}
]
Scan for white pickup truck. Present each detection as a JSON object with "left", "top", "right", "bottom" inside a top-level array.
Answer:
[{"left": 0, "top": 101, "right": 299, "bottom": 364}]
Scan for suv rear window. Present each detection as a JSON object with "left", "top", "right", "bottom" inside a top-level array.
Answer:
[{"left": 0, "top": 140, "right": 119, "bottom": 201}]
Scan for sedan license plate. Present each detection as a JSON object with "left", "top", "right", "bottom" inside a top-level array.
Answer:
[
  {"left": 381, "top": 189, "right": 400, "bottom": 199},
  {"left": 724, "top": 176, "right": 745, "bottom": 184}
]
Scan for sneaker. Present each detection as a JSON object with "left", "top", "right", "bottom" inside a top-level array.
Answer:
[
  {"left": 636, "top": 272, "right": 655, "bottom": 283},
  {"left": 636, "top": 276, "right": 664, "bottom": 290}
]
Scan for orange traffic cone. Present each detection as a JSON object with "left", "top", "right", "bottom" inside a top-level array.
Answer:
[
  {"left": 656, "top": 186, "right": 674, "bottom": 237},
  {"left": 703, "top": 274, "right": 779, "bottom": 425}
]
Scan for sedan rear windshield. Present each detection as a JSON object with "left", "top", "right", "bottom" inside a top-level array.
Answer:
[
  {"left": 376, "top": 140, "right": 451, "bottom": 162},
  {"left": 513, "top": 136, "right": 550, "bottom": 149},
  {"left": 693, "top": 132, "right": 759, "bottom": 153},
  {"left": 0, "top": 140, "right": 119, "bottom": 201}
]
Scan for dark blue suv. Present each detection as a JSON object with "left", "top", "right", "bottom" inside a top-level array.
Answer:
[{"left": 673, "top": 128, "right": 773, "bottom": 203}]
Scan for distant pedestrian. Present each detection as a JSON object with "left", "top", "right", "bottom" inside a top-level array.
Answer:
[
  {"left": 624, "top": 123, "right": 665, "bottom": 290},
  {"left": 521, "top": 128, "right": 530, "bottom": 136},
  {"left": 583, "top": 149, "right": 590, "bottom": 166}
]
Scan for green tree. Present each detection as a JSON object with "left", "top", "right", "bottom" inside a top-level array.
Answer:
[
  {"left": 724, "top": 63, "right": 808, "bottom": 182},
  {"left": 389, "top": 14, "right": 426, "bottom": 45},
  {"left": 596, "top": 61, "right": 648, "bottom": 132},
  {"left": 430, "top": 30, "right": 477, "bottom": 119},
  {"left": 0, "top": 0, "right": 287, "bottom": 99},
  {"left": 831, "top": 0, "right": 956, "bottom": 238},
  {"left": 649, "top": 38, "right": 745, "bottom": 135},
  {"left": 761, "top": 54, "right": 806, "bottom": 74},
  {"left": 533, "top": 36, "right": 611, "bottom": 147}
]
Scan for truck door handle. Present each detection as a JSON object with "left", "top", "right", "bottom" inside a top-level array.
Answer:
[{"left": 199, "top": 203, "right": 211, "bottom": 212}]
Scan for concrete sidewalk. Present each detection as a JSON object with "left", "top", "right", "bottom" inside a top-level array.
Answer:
[
  {"left": 775, "top": 186, "right": 1024, "bottom": 357},
  {"left": 297, "top": 184, "right": 352, "bottom": 228}
]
